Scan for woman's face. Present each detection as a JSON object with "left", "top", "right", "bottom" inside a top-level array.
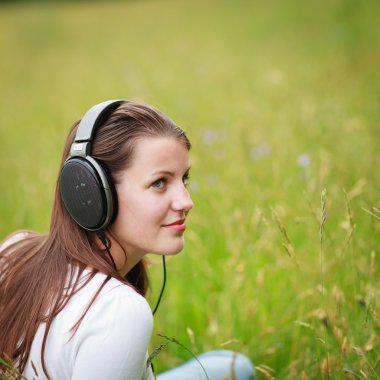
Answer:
[{"left": 110, "top": 137, "right": 193, "bottom": 262}]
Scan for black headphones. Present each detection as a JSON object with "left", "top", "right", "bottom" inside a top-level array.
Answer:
[{"left": 59, "top": 100, "right": 125, "bottom": 232}]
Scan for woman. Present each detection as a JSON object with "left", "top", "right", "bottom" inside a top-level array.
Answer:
[{"left": 0, "top": 100, "right": 255, "bottom": 380}]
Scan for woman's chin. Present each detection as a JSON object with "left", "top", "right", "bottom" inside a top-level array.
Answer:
[{"left": 152, "top": 243, "right": 184, "bottom": 256}]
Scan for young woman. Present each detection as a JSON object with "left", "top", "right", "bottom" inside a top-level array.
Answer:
[{"left": 0, "top": 100, "right": 255, "bottom": 380}]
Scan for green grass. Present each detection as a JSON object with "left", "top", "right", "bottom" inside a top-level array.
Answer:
[{"left": 0, "top": 0, "right": 379, "bottom": 378}]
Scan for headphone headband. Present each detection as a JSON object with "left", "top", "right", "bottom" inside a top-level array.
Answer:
[
  {"left": 75, "top": 100, "right": 125, "bottom": 142},
  {"left": 69, "top": 100, "right": 125, "bottom": 157}
]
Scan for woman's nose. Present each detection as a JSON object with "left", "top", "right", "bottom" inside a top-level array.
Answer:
[{"left": 172, "top": 186, "right": 193, "bottom": 213}]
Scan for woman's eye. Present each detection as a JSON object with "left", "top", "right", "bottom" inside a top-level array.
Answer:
[{"left": 151, "top": 179, "right": 165, "bottom": 189}]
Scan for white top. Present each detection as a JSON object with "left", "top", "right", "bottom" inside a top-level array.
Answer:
[{"left": 1, "top": 234, "right": 155, "bottom": 380}]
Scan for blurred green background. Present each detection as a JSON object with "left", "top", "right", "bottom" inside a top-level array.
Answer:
[{"left": 0, "top": 0, "right": 379, "bottom": 378}]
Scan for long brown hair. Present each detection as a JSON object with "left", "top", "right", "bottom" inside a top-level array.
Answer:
[{"left": 0, "top": 101, "right": 191, "bottom": 376}]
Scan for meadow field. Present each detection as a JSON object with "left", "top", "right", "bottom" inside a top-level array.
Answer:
[{"left": 0, "top": 0, "right": 379, "bottom": 378}]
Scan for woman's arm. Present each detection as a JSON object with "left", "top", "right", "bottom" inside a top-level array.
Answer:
[{"left": 71, "top": 286, "right": 153, "bottom": 380}]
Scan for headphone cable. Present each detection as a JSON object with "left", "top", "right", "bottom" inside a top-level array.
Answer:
[
  {"left": 97, "top": 230, "right": 117, "bottom": 270},
  {"left": 152, "top": 256, "right": 166, "bottom": 316}
]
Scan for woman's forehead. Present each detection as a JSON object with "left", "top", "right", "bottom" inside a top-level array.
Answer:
[{"left": 128, "top": 137, "right": 190, "bottom": 172}]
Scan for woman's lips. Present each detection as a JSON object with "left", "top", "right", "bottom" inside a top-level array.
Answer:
[{"left": 163, "top": 219, "right": 186, "bottom": 231}]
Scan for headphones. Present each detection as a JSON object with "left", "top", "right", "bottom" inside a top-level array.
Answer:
[{"left": 59, "top": 100, "right": 125, "bottom": 232}]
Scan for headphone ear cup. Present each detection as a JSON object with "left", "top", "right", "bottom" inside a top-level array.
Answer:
[
  {"left": 99, "top": 161, "right": 118, "bottom": 225},
  {"left": 60, "top": 157, "right": 116, "bottom": 231}
]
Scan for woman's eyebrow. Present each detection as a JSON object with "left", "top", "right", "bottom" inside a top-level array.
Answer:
[
  {"left": 151, "top": 170, "right": 175, "bottom": 177},
  {"left": 151, "top": 167, "right": 191, "bottom": 177}
]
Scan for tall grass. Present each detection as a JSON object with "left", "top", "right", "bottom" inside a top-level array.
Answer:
[{"left": 0, "top": 0, "right": 379, "bottom": 378}]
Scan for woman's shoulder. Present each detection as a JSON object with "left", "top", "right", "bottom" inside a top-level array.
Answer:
[
  {"left": 83, "top": 270, "right": 148, "bottom": 299},
  {"left": 0, "top": 230, "right": 32, "bottom": 252},
  {"left": 98, "top": 275, "right": 153, "bottom": 324},
  {"left": 72, "top": 270, "right": 153, "bottom": 324}
]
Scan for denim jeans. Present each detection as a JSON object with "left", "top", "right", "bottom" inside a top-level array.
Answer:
[{"left": 156, "top": 350, "right": 255, "bottom": 380}]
